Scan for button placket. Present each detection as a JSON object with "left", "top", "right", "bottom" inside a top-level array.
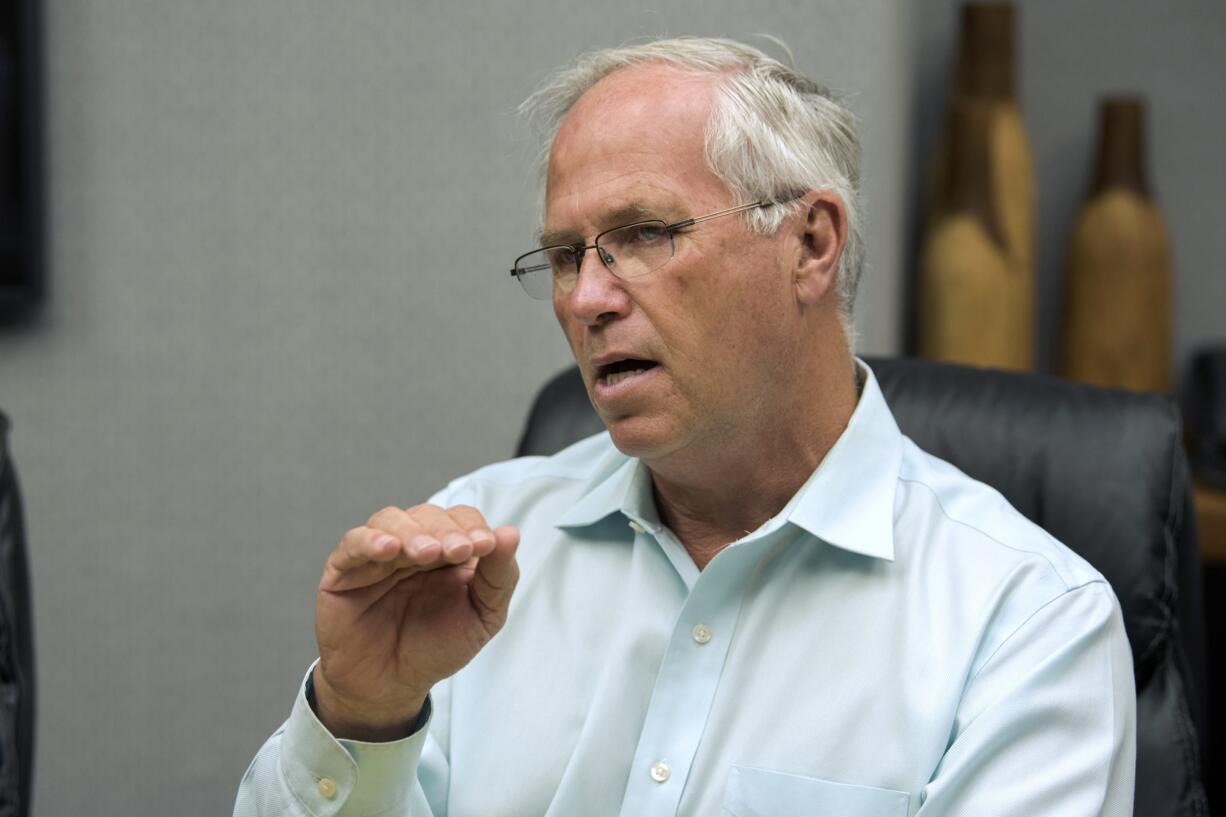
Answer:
[{"left": 616, "top": 544, "right": 762, "bottom": 817}]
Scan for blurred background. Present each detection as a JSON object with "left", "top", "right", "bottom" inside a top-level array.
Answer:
[{"left": 0, "top": 1, "right": 1222, "bottom": 814}]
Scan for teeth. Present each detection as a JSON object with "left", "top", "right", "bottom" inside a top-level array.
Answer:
[{"left": 606, "top": 368, "right": 646, "bottom": 386}]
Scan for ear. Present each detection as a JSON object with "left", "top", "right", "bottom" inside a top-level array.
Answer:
[{"left": 792, "top": 192, "right": 847, "bottom": 307}]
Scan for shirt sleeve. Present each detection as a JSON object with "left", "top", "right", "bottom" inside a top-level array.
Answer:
[
  {"left": 233, "top": 481, "right": 472, "bottom": 817},
  {"left": 916, "top": 580, "right": 1136, "bottom": 815},
  {"left": 232, "top": 663, "right": 450, "bottom": 817}
]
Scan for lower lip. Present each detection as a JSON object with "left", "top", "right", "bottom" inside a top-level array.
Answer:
[{"left": 593, "top": 366, "right": 660, "bottom": 403}]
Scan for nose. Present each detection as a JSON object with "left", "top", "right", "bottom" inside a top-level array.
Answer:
[{"left": 559, "top": 245, "right": 632, "bottom": 327}]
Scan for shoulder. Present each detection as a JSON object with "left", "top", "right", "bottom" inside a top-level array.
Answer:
[
  {"left": 895, "top": 435, "right": 1105, "bottom": 592},
  {"left": 892, "top": 436, "right": 1126, "bottom": 677},
  {"left": 891, "top": 436, "right": 1123, "bottom": 662}
]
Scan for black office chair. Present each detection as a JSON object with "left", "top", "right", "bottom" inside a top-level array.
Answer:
[
  {"left": 517, "top": 356, "right": 1210, "bottom": 817},
  {"left": 0, "top": 411, "right": 34, "bottom": 817}
]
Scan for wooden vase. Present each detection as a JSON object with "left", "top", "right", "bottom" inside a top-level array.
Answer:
[
  {"left": 919, "top": 2, "right": 1034, "bottom": 370},
  {"left": 1059, "top": 98, "right": 1171, "bottom": 391}
]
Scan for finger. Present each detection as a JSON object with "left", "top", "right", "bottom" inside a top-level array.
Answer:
[
  {"left": 406, "top": 503, "right": 476, "bottom": 564},
  {"left": 445, "top": 504, "right": 498, "bottom": 558},
  {"left": 470, "top": 525, "right": 520, "bottom": 629},
  {"left": 320, "top": 527, "right": 411, "bottom": 592},
  {"left": 329, "top": 514, "right": 445, "bottom": 576},
  {"left": 329, "top": 525, "right": 403, "bottom": 572},
  {"left": 367, "top": 506, "right": 444, "bottom": 561}
]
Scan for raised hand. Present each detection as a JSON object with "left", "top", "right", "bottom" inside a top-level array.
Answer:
[{"left": 311, "top": 503, "right": 520, "bottom": 741}]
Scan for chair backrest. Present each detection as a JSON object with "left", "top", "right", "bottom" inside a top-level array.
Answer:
[
  {"left": 0, "top": 411, "right": 35, "bottom": 817},
  {"left": 516, "top": 357, "right": 1209, "bottom": 817}
]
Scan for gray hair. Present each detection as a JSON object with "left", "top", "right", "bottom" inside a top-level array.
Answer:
[{"left": 519, "top": 37, "right": 865, "bottom": 339}]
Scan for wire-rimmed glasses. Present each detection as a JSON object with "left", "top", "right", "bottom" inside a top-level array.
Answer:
[{"left": 509, "top": 199, "right": 788, "bottom": 300}]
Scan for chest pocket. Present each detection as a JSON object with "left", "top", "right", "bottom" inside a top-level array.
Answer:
[{"left": 721, "top": 766, "right": 910, "bottom": 817}]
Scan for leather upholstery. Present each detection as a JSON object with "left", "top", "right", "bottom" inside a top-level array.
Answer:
[
  {"left": 1184, "top": 344, "right": 1226, "bottom": 490},
  {"left": 0, "top": 411, "right": 34, "bottom": 817},
  {"left": 517, "top": 356, "right": 1210, "bottom": 816}
]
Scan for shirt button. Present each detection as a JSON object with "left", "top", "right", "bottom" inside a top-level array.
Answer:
[
  {"left": 317, "top": 777, "right": 337, "bottom": 799},
  {"left": 649, "top": 761, "right": 671, "bottom": 783},
  {"left": 692, "top": 624, "right": 712, "bottom": 644},
  {"left": 628, "top": 520, "right": 646, "bottom": 534}
]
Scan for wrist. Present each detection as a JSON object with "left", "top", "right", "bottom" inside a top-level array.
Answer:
[{"left": 310, "top": 665, "right": 429, "bottom": 742}]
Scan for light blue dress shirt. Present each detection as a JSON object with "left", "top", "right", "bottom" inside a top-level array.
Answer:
[{"left": 235, "top": 363, "right": 1135, "bottom": 816}]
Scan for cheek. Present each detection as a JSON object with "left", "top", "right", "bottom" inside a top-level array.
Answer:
[
  {"left": 647, "top": 289, "right": 737, "bottom": 382},
  {"left": 676, "top": 254, "right": 777, "bottom": 332},
  {"left": 687, "top": 263, "right": 792, "bottom": 371},
  {"left": 553, "top": 298, "right": 579, "bottom": 344}
]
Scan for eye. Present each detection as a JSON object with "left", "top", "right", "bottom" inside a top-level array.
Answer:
[
  {"left": 546, "top": 245, "right": 579, "bottom": 273},
  {"left": 622, "top": 223, "right": 669, "bottom": 245},
  {"left": 603, "top": 221, "right": 670, "bottom": 252}
]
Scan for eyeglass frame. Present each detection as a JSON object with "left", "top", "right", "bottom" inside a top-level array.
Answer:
[{"left": 508, "top": 197, "right": 798, "bottom": 299}]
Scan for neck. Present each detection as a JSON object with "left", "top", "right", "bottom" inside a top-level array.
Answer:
[{"left": 648, "top": 349, "right": 859, "bottom": 570}]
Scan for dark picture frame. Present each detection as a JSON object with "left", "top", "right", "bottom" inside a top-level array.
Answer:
[{"left": 0, "top": 0, "right": 41, "bottom": 316}]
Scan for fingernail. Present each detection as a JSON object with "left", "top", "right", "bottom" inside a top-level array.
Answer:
[
  {"left": 442, "top": 533, "right": 471, "bottom": 553},
  {"left": 409, "top": 535, "right": 441, "bottom": 556},
  {"left": 469, "top": 529, "right": 495, "bottom": 547}
]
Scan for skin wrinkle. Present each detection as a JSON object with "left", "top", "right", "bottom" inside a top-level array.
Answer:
[
  {"left": 546, "top": 62, "right": 855, "bottom": 566},
  {"left": 538, "top": 198, "right": 679, "bottom": 249}
]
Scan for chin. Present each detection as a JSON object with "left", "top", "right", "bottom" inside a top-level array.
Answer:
[{"left": 602, "top": 414, "right": 685, "bottom": 461}]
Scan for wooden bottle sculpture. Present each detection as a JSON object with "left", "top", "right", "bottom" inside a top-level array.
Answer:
[
  {"left": 919, "top": 102, "right": 1019, "bottom": 367},
  {"left": 1060, "top": 98, "right": 1171, "bottom": 391},
  {"left": 919, "top": 2, "right": 1034, "bottom": 370}
]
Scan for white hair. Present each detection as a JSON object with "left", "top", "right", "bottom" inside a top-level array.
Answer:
[{"left": 519, "top": 36, "right": 865, "bottom": 345}]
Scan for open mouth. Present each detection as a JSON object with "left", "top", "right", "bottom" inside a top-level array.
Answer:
[{"left": 596, "top": 358, "right": 659, "bottom": 387}]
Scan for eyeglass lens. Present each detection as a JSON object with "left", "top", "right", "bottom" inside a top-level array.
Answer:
[{"left": 513, "top": 220, "right": 675, "bottom": 300}]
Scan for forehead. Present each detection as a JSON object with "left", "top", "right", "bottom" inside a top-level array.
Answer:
[{"left": 544, "top": 63, "right": 730, "bottom": 231}]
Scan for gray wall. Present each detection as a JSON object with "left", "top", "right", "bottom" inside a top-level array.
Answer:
[{"left": 2, "top": 2, "right": 914, "bottom": 814}]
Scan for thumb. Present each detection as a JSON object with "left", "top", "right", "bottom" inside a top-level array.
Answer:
[{"left": 470, "top": 525, "right": 520, "bottom": 630}]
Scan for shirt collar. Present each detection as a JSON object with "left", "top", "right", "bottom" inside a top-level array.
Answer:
[
  {"left": 555, "top": 450, "right": 639, "bottom": 529},
  {"left": 556, "top": 359, "right": 902, "bottom": 561},
  {"left": 780, "top": 361, "right": 901, "bottom": 561}
]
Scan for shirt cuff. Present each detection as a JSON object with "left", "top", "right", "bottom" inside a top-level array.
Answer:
[{"left": 277, "top": 662, "right": 432, "bottom": 816}]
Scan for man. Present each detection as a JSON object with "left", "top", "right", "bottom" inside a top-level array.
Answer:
[{"left": 235, "top": 38, "right": 1134, "bottom": 816}]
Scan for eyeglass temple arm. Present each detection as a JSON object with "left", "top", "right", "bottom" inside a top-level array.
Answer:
[
  {"left": 511, "top": 242, "right": 599, "bottom": 277},
  {"left": 668, "top": 198, "right": 789, "bottom": 231},
  {"left": 510, "top": 263, "right": 556, "bottom": 276},
  {"left": 511, "top": 196, "right": 801, "bottom": 274}
]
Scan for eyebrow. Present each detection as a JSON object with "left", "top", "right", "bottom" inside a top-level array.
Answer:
[{"left": 537, "top": 202, "right": 671, "bottom": 248}]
